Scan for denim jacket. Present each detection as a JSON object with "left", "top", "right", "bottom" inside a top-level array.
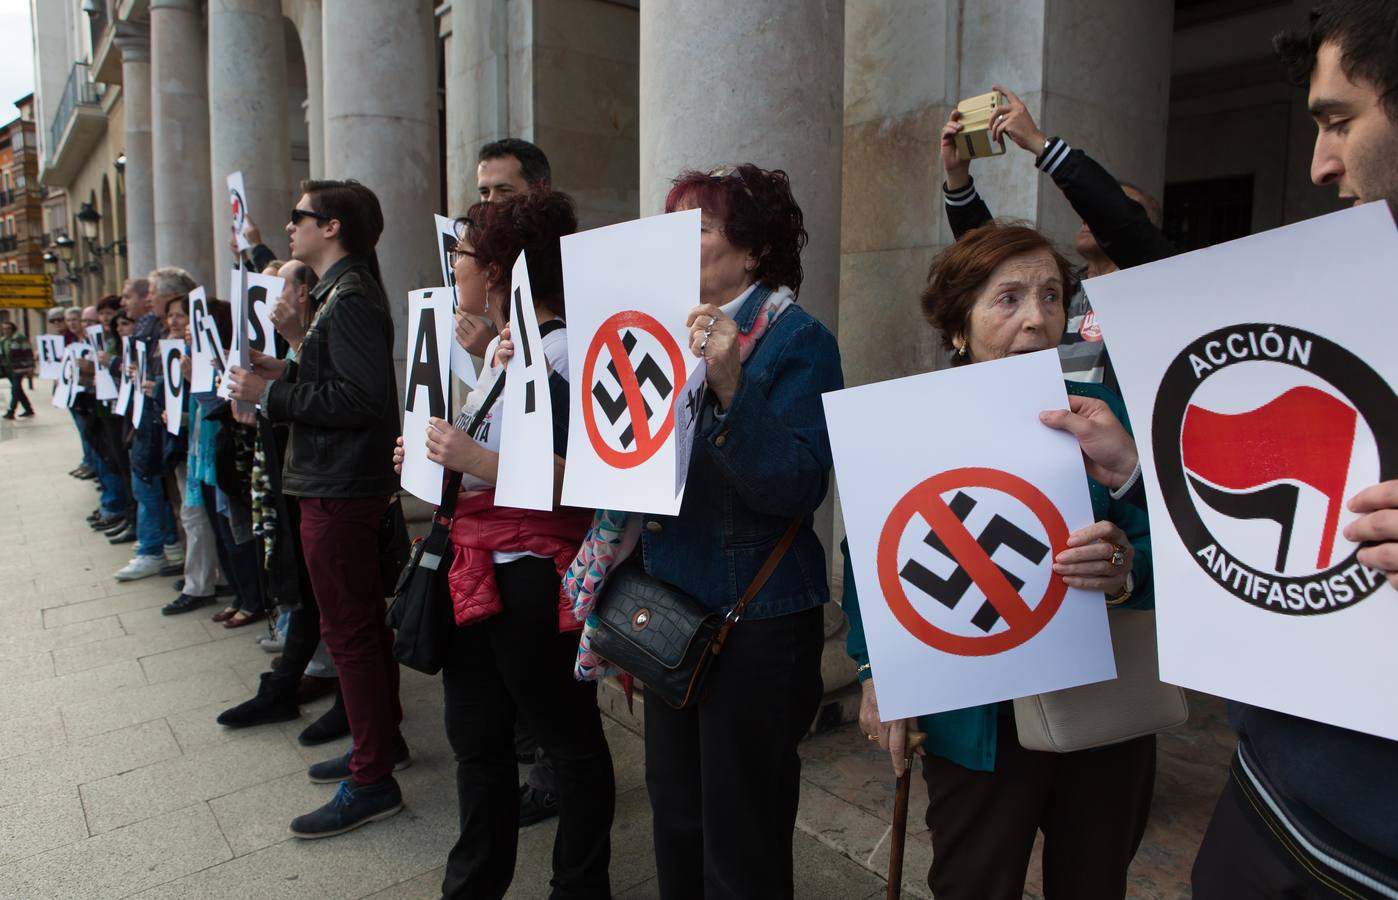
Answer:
[{"left": 640, "top": 284, "right": 845, "bottom": 620}]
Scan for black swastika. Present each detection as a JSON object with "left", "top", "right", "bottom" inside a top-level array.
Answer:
[
  {"left": 591, "top": 330, "right": 673, "bottom": 448},
  {"left": 899, "top": 491, "right": 1050, "bottom": 632}
]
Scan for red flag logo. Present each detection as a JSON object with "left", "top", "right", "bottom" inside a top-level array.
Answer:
[{"left": 1181, "top": 386, "right": 1357, "bottom": 569}]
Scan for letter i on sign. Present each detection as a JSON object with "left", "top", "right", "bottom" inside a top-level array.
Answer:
[{"left": 495, "top": 252, "right": 557, "bottom": 511}]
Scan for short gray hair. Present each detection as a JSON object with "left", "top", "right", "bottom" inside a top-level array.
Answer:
[
  {"left": 148, "top": 266, "right": 197, "bottom": 298},
  {"left": 65, "top": 306, "right": 82, "bottom": 316}
]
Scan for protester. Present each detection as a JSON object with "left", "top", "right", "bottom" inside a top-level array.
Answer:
[
  {"left": 581, "top": 164, "right": 843, "bottom": 898},
  {"left": 114, "top": 267, "right": 193, "bottom": 581},
  {"left": 1190, "top": 4, "right": 1398, "bottom": 896},
  {"left": 226, "top": 179, "right": 406, "bottom": 838},
  {"left": 0, "top": 320, "right": 35, "bottom": 419},
  {"left": 389, "top": 190, "right": 614, "bottom": 898},
  {"left": 940, "top": 88, "right": 1173, "bottom": 387},
  {"left": 476, "top": 137, "right": 551, "bottom": 203},
  {"left": 84, "top": 295, "right": 132, "bottom": 532},
  {"left": 843, "top": 222, "right": 1153, "bottom": 900},
  {"left": 104, "top": 280, "right": 150, "bottom": 545}
]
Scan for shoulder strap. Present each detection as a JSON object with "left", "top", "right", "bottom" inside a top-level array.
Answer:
[
  {"left": 434, "top": 370, "right": 507, "bottom": 521},
  {"left": 538, "top": 318, "right": 566, "bottom": 337},
  {"left": 711, "top": 518, "right": 803, "bottom": 650}
]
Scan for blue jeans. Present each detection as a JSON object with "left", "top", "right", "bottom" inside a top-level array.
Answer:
[
  {"left": 95, "top": 454, "right": 129, "bottom": 518},
  {"left": 131, "top": 470, "right": 177, "bottom": 558},
  {"left": 70, "top": 409, "right": 95, "bottom": 468}
]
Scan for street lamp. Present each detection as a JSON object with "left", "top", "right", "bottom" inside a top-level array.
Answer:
[
  {"left": 42, "top": 251, "right": 57, "bottom": 276},
  {"left": 54, "top": 234, "right": 74, "bottom": 263},
  {"left": 77, "top": 202, "right": 101, "bottom": 243},
  {"left": 114, "top": 154, "right": 126, "bottom": 173}
]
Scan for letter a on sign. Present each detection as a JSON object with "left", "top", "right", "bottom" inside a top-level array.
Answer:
[
  {"left": 400, "top": 288, "right": 454, "bottom": 504},
  {"left": 495, "top": 252, "right": 557, "bottom": 511}
]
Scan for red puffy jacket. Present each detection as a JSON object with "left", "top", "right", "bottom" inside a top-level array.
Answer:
[{"left": 447, "top": 489, "right": 593, "bottom": 632}]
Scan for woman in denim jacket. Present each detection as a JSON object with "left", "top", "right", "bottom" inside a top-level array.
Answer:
[{"left": 638, "top": 165, "right": 844, "bottom": 899}]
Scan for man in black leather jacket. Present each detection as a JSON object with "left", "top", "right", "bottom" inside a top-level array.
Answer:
[{"left": 227, "top": 179, "right": 407, "bottom": 839}]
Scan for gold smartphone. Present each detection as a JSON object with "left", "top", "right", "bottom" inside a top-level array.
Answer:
[{"left": 954, "top": 90, "right": 1008, "bottom": 160}]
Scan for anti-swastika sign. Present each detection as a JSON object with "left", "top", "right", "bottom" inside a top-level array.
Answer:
[
  {"left": 1086, "top": 202, "right": 1398, "bottom": 741},
  {"left": 825, "top": 351, "right": 1116, "bottom": 722},
  {"left": 878, "top": 468, "right": 1069, "bottom": 657},
  {"left": 581, "top": 311, "right": 685, "bottom": 469},
  {"left": 561, "top": 209, "right": 701, "bottom": 515}
]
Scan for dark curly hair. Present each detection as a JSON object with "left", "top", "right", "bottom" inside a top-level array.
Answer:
[
  {"left": 1275, "top": 0, "right": 1398, "bottom": 120},
  {"left": 665, "top": 164, "right": 808, "bottom": 298},
  {"left": 458, "top": 190, "right": 578, "bottom": 319},
  {"left": 921, "top": 221, "right": 1076, "bottom": 366}
]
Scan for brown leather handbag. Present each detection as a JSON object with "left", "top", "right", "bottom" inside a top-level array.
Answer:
[{"left": 590, "top": 519, "right": 801, "bottom": 709}]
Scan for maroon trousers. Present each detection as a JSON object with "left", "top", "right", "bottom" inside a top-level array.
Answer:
[{"left": 298, "top": 495, "right": 402, "bottom": 785}]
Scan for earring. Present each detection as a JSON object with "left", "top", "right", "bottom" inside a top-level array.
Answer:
[{"left": 956, "top": 343, "right": 968, "bottom": 358}]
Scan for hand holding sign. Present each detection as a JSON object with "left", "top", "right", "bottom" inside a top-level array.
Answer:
[{"left": 686, "top": 304, "right": 741, "bottom": 408}]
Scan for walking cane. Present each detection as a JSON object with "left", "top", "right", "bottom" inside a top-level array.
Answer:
[{"left": 886, "top": 729, "right": 927, "bottom": 900}]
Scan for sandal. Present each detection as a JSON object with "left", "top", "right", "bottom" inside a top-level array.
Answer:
[
  {"left": 211, "top": 607, "right": 239, "bottom": 623},
  {"left": 223, "top": 610, "right": 266, "bottom": 629}
]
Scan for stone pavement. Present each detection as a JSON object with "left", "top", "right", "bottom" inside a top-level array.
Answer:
[{"left": 0, "top": 393, "right": 1233, "bottom": 899}]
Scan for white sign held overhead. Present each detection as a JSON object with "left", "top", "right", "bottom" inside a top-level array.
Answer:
[
  {"left": 159, "top": 339, "right": 185, "bottom": 437},
  {"left": 400, "top": 289, "right": 454, "bottom": 504},
  {"left": 36, "top": 334, "right": 64, "bottom": 380},
  {"left": 559, "top": 209, "right": 701, "bottom": 516},
  {"left": 227, "top": 171, "right": 251, "bottom": 252},
  {"left": 495, "top": 253, "right": 557, "bottom": 511},
  {"left": 824, "top": 350, "right": 1116, "bottom": 723},
  {"left": 1084, "top": 202, "right": 1398, "bottom": 741}
]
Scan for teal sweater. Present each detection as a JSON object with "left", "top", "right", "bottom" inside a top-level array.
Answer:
[{"left": 842, "top": 381, "right": 1153, "bottom": 772}]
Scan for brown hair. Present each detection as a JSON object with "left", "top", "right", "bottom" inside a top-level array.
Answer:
[
  {"left": 921, "top": 221, "right": 1076, "bottom": 365},
  {"left": 457, "top": 191, "right": 578, "bottom": 319}
]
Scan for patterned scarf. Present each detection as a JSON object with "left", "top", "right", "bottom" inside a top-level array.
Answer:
[{"left": 565, "top": 284, "right": 796, "bottom": 681}]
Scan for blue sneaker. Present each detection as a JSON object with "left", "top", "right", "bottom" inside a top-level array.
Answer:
[
  {"left": 307, "top": 742, "right": 412, "bottom": 784},
  {"left": 289, "top": 779, "right": 403, "bottom": 839}
]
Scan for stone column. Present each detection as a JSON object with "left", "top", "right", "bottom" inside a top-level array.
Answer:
[
  {"left": 150, "top": 0, "right": 214, "bottom": 288},
  {"left": 114, "top": 22, "right": 155, "bottom": 280},
  {"left": 322, "top": 0, "right": 439, "bottom": 371},
  {"left": 640, "top": 1, "right": 851, "bottom": 703},
  {"left": 287, "top": 0, "right": 324, "bottom": 179},
  {"left": 208, "top": 0, "right": 291, "bottom": 275}
]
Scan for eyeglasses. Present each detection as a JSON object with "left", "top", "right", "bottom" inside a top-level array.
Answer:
[
  {"left": 290, "top": 208, "right": 333, "bottom": 226},
  {"left": 707, "top": 165, "right": 756, "bottom": 202}
]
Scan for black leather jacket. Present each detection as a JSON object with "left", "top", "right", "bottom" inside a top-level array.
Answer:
[{"left": 262, "top": 254, "right": 400, "bottom": 498}]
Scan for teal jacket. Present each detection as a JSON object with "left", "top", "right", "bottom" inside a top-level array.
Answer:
[{"left": 842, "top": 381, "right": 1153, "bottom": 772}]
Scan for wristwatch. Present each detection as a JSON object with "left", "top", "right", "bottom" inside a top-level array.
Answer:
[{"left": 1107, "top": 572, "right": 1134, "bottom": 607}]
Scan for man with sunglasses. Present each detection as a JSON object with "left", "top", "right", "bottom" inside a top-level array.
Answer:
[{"left": 227, "top": 179, "right": 406, "bottom": 840}]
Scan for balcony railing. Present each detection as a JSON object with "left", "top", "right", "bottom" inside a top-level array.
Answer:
[
  {"left": 0, "top": 189, "right": 12, "bottom": 207},
  {"left": 0, "top": 236, "right": 18, "bottom": 253},
  {"left": 47, "top": 63, "right": 100, "bottom": 164}
]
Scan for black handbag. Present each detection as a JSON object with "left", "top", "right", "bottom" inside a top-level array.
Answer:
[
  {"left": 589, "top": 518, "right": 801, "bottom": 709},
  {"left": 378, "top": 495, "right": 411, "bottom": 596},
  {"left": 385, "top": 373, "right": 506, "bottom": 674}
]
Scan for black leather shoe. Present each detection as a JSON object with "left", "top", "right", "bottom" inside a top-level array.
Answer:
[
  {"left": 158, "top": 561, "right": 182, "bottom": 578},
  {"left": 518, "top": 784, "right": 559, "bottom": 827},
  {"left": 162, "top": 593, "right": 214, "bottom": 616},
  {"left": 108, "top": 525, "right": 137, "bottom": 545},
  {"left": 289, "top": 778, "right": 403, "bottom": 839},
  {"left": 307, "top": 741, "right": 411, "bottom": 784},
  {"left": 298, "top": 692, "right": 350, "bottom": 746},
  {"left": 217, "top": 673, "right": 300, "bottom": 728},
  {"left": 90, "top": 514, "right": 125, "bottom": 531},
  {"left": 172, "top": 578, "right": 184, "bottom": 593},
  {"left": 104, "top": 520, "right": 130, "bottom": 538}
]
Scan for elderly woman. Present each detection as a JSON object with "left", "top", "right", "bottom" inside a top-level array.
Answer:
[
  {"left": 621, "top": 164, "right": 844, "bottom": 898},
  {"left": 843, "top": 222, "right": 1154, "bottom": 900},
  {"left": 393, "top": 190, "right": 615, "bottom": 900}
]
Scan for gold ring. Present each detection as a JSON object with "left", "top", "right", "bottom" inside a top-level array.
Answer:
[
  {"left": 866, "top": 734, "right": 880, "bottom": 743},
  {"left": 1110, "top": 545, "right": 1125, "bottom": 567}
]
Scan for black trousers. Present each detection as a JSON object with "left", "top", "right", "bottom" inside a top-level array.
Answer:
[
  {"left": 644, "top": 604, "right": 825, "bottom": 900},
  {"left": 1192, "top": 760, "right": 1379, "bottom": 899},
  {"left": 440, "top": 556, "right": 615, "bottom": 900},
  {"left": 920, "top": 716, "right": 1156, "bottom": 900},
  {"left": 271, "top": 497, "right": 321, "bottom": 689},
  {"left": 200, "top": 483, "right": 262, "bottom": 615},
  {"left": 7, "top": 373, "right": 32, "bottom": 414}
]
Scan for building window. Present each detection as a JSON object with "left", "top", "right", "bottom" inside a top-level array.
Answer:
[{"left": 1163, "top": 175, "right": 1255, "bottom": 253}]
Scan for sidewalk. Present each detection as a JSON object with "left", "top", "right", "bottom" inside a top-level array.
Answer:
[{"left": 0, "top": 394, "right": 1231, "bottom": 899}]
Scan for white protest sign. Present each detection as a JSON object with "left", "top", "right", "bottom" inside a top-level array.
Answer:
[
  {"left": 189, "top": 286, "right": 215, "bottom": 393},
  {"left": 245, "top": 271, "right": 284, "bottom": 357},
  {"left": 1084, "top": 202, "right": 1398, "bottom": 740},
  {"left": 824, "top": 350, "right": 1115, "bottom": 722},
  {"left": 674, "top": 360, "right": 706, "bottom": 497},
  {"left": 400, "top": 288, "right": 454, "bottom": 504},
  {"left": 85, "top": 325, "right": 119, "bottom": 401},
  {"left": 495, "top": 253, "right": 556, "bottom": 511},
  {"left": 53, "top": 344, "right": 83, "bottom": 408},
  {"left": 115, "top": 336, "right": 134, "bottom": 416},
  {"left": 159, "top": 339, "right": 185, "bottom": 436},
  {"left": 36, "top": 334, "right": 64, "bottom": 380},
  {"left": 433, "top": 214, "right": 478, "bottom": 389},
  {"left": 220, "top": 267, "right": 256, "bottom": 412},
  {"left": 560, "top": 209, "right": 701, "bottom": 515},
  {"left": 202, "top": 318, "right": 229, "bottom": 397},
  {"left": 131, "top": 342, "right": 148, "bottom": 428},
  {"left": 228, "top": 171, "right": 251, "bottom": 252}
]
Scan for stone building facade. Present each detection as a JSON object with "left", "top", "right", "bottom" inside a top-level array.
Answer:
[{"left": 28, "top": 0, "right": 1344, "bottom": 709}]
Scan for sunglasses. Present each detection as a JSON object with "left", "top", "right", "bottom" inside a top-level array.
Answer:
[{"left": 290, "top": 208, "right": 333, "bottom": 226}]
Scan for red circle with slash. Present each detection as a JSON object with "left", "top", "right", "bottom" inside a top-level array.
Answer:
[
  {"left": 876, "top": 466, "right": 1070, "bottom": 656},
  {"left": 581, "top": 310, "right": 686, "bottom": 469}
]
